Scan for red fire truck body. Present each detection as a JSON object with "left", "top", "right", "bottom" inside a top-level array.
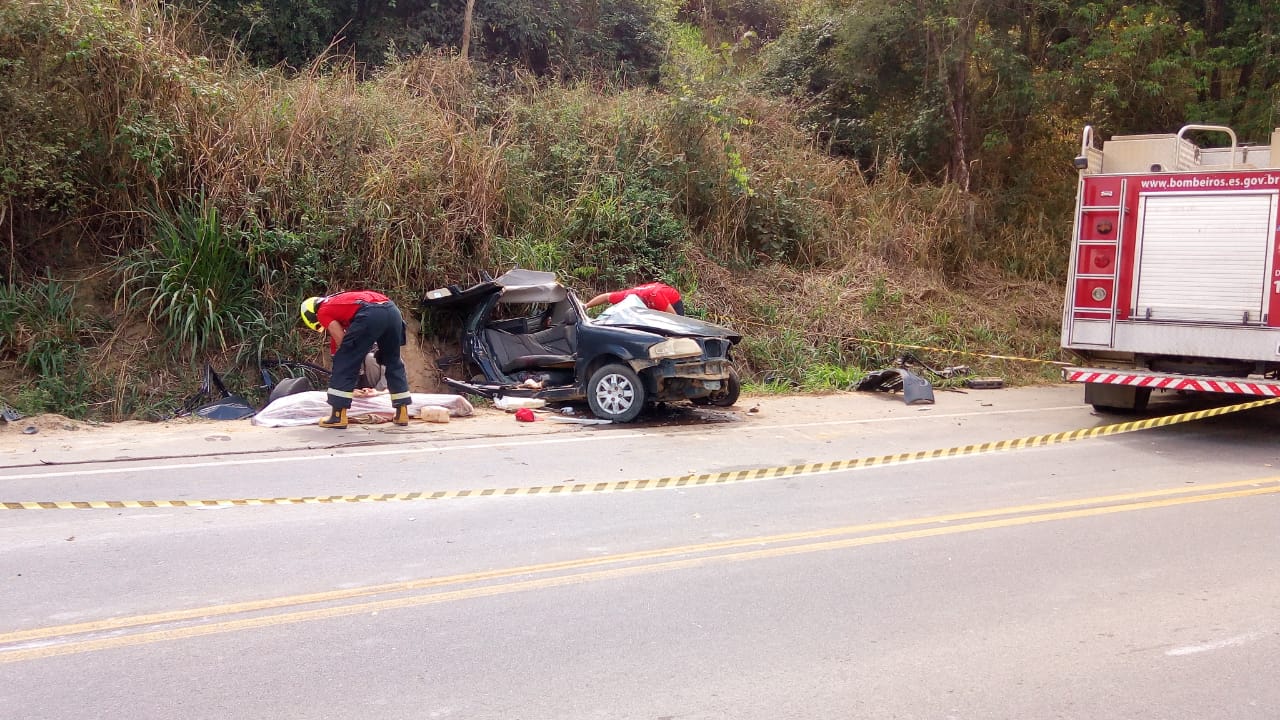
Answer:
[{"left": 1062, "top": 124, "right": 1280, "bottom": 410}]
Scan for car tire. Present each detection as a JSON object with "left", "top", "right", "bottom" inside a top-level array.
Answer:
[
  {"left": 587, "top": 363, "right": 646, "bottom": 423},
  {"left": 692, "top": 366, "right": 741, "bottom": 407}
]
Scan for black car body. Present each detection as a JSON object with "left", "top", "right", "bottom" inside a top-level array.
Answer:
[{"left": 422, "top": 269, "right": 741, "bottom": 422}]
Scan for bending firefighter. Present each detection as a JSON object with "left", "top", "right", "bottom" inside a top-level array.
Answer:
[
  {"left": 300, "top": 291, "right": 412, "bottom": 429},
  {"left": 583, "top": 282, "right": 684, "bottom": 315}
]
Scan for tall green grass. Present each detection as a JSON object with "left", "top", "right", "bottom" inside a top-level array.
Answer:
[
  {"left": 114, "top": 200, "right": 263, "bottom": 359},
  {"left": 0, "top": 278, "right": 105, "bottom": 417}
]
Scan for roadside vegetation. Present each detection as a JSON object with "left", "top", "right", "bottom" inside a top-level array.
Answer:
[{"left": 1, "top": 0, "right": 1275, "bottom": 420}]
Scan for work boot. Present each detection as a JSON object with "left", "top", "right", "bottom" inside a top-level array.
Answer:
[
  {"left": 392, "top": 405, "right": 411, "bottom": 427},
  {"left": 319, "top": 407, "right": 348, "bottom": 429}
]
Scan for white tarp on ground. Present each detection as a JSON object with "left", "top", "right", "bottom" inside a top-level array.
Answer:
[{"left": 252, "top": 392, "right": 474, "bottom": 427}]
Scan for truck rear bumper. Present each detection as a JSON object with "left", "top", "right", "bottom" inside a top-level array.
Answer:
[{"left": 1063, "top": 367, "right": 1280, "bottom": 396}]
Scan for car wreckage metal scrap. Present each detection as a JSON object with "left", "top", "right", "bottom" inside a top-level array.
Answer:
[{"left": 421, "top": 269, "right": 741, "bottom": 422}]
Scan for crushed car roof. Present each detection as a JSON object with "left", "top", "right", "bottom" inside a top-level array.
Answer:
[
  {"left": 492, "top": 268, "right": 568, "bottom": 303},
  {"left": 422, "top": 268, "right": 567, "bottom": 307}
]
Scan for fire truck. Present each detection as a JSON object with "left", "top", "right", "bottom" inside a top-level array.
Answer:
[{"left": 1062, "top": 123, "right": 1280, "bottom": 411}]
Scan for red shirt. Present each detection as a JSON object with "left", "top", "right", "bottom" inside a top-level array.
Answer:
[
  {"left": 608, "top": 283, "right": 681, "bottom": 312},
  {"left": 317, "top": 290, "right": 390, "bottom": 353}
]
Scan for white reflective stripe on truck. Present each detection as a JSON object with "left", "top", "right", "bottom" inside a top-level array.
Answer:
[{"left": 1064, "top": 368, "right": 1280, "bottom": 396}]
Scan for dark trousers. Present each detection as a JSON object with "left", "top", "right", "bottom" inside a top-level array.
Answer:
[{"left": 327, "top": 302, "right": 411, "bottom": 410}]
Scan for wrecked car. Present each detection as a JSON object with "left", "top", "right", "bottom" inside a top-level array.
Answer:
[{"left": 421, "top": 269, "right": 742, "bottom": 422}]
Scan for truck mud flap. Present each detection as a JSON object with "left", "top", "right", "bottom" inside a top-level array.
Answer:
[{"left": 856, "top": 368, "right": 935, "bottom": 405}]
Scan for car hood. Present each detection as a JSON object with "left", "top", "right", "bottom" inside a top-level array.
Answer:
[{"left": 595, "top": 296, "right": 740, "bottom": 341}]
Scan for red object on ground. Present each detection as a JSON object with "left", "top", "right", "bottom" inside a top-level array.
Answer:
[{"left": 515, "top": 408, "right": 536, "bottom": 422}]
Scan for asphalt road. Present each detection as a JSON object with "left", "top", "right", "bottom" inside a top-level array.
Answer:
[{"left": 2, "top": 385, "right": 1279, "bottom": 719}]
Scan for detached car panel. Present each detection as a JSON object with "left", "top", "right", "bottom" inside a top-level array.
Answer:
[{"left": 422, "top": 269, "right": 742, "bottom": 422}]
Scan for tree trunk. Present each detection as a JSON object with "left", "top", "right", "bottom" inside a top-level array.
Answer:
[
  {"left": 945, "top": 58, "right": 971, "bottom": 192},
  {"left": 461, "top": 0, "right": 477, "bottom": 60},
  {"left": 917, "top": 0, "right": 978, "bottom": 192},
  {"left": 1204, "top": 0, "right": 1226, "bottom": 102}
]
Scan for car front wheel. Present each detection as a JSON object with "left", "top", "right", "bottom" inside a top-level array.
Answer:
[
  {"left": 692, "top": 366, "right": 741, "bottom": 407},
  {"left": 587, "top": 363, "right": 646, "bottom": 422}
]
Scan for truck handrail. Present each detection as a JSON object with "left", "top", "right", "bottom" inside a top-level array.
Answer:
[
  {"left": 1177, "top": 124, "right": 1238, "bottom": 168},
  {"left": 1073, "top": 125, "right": 1097, "bottom": 171}
]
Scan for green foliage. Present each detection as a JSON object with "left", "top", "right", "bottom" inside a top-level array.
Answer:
[
  {"left": 742, "top": 378, "right": 794, "bottom": 395},
  {"left": 115, "top": 104, "right": 179, "bottom": 183},
  {"left": 561, "top": 174, "right": 688, "bottom": 284},
  {"left": 238, "top": 304, "right": 317, "bottom": 369},
  {"left": 677, "top": 0, "right": 792, "bottom": 43},
  {"left": 861, "top": 276, "right": 903, "bottom": 315},
  {"left": 1, "top": 278, "right": 84, "bottom": 375},
  {"left": 759, "top": 5, "right": 928, "bottom": 171},
  {"left": 114, "top": 200, "right": 264, "bottom": 359},
  {"left": 196, "top": 0, "right": 674, "bottom": 82},
  {"left": 0, "top": 0, "right": 224, "bottom": 277},
  {"left": 1205, "top": 1, "right": 1280, "bottom": 140},
  {"left": 107, "top": 370, "right": 188, "bottom": 422},
  {"left": 0, "top": 0, "right": 93, "bottom": 218},
  {"left": 661, "top": 70, "right": 830, "bottom": 266},
  {"left": 200, "top": 0, "right": 337, "bottom": 69},
  {"left": 760, "top": 0, "right": 1278, "bottom": 198},
  {"left": 492, "top": 233, "right": 570, "bottom": 274},
  {"left": 245, "top": 223, "right": 327, "bottom": 302},
  {"left": 0, "top": 278, "right": 101, "bottom": 417},
  {"left": 498, "top": 86, "right": 705, "bottom": 284},
  {"left": 798, "top": 362, "right": 863, "bottom": 392},
  {"left": 13, "top": 0, "right": 1274, "bottom": 420},
  {"left": 737, "top": 328, "right": 837, "bottom": 387},
  {"left": 1048, "top": 2, "right": 1203, "bottom": 134}
]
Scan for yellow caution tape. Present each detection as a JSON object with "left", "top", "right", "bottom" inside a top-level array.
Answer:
[
  {"left": 4, "top": 396, "right": 1276, "bottom": 511},
  {"left": 729, "top": 317, "right": 1070, "bottom": 367},
  {"left": 841, "top": 336, "right": 1071, "bottom": 367}
]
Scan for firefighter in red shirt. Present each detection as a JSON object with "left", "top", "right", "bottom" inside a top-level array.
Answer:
[
  {"left": 584, "top": 282, "right": 685, "bottom": 315},
  {"left": 300, "top": 291, "right": 413, "bottom": 429}
]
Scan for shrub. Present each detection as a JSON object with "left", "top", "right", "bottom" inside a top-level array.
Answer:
[
  {"left": 0, "top": 278, "right": 103, "bottom": 417},
  {"left": 560, "top": 174, "right": 689, "bottom": 284},
  {"left": 114, "top": 200, "right": 263, "bottom": 359}
]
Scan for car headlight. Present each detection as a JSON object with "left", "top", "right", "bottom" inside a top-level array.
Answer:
[{"left": 648, "top": 338, "right": 702, "bottom": 360}]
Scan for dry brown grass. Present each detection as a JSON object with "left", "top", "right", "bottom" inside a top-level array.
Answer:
[
  {"left": 690, "top": 246, "right": 1064, "bottom": 385},
  {"left": 172, "top": 52, "right": 510, "bottom": 290},
  {"left": 2, "top": 0, "right": 1071, "bottom": 419}
]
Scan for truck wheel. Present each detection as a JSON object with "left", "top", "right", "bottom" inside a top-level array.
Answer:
[
  {"left": 1086, "top": 384, "right": 1151, "bottom": 413},
  {"left": 587, "top": 363, "right": 646, "bottom": 422},
  {"left": 692, "top": 367, "right": 741, "bottom": 407}
]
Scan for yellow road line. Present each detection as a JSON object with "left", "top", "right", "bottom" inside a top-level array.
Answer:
[
  {"left": 3, "top": 396, "right": 1276, "bottom": 511},
  {"left": 3, "top": 475, "right": 1277, "bottom": 645},
  {"left": 4, "top": 479, "right": 1278, "bottom": 664}
]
